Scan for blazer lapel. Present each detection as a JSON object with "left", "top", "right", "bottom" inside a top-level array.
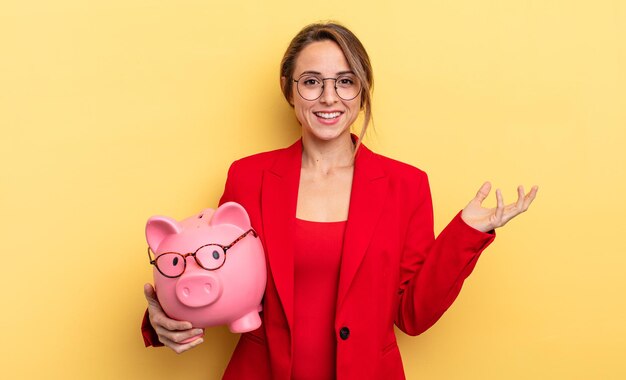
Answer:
[
  {"left": 260, "top": 139, "right": 387, "bottom": 327},
  {"left": 337, "top": 144, "right": 388, "bottom": 311},
  {"left": 261, "top": 140, "right": 302, "bottom": 330}
]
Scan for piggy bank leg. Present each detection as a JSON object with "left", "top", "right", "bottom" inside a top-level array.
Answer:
[{"left": 228, "top": 311, "right": 262, "bottom": 333}]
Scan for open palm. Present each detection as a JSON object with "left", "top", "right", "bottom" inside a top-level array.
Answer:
[{"left": 461, "top": 182, "right": 538, "bottom": 233}]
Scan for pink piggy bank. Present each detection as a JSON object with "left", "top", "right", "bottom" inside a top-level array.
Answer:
[{"left": 146, "top": 202, "right": 266, "bottom": 334}]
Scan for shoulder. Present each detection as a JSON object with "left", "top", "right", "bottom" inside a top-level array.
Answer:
[
  {"left": 360, "top": 146, "right": 433, "bottom": 210},
  {"left": 228, "top": 145, "right": 290, "bottom": 175},
  {"left": 362, "top": 145, "right": 429, "bottom": 187},
  {"left": 375, "top": 152, "right": 426, "bottom": 176},
  {"left": 225, "top": 140, "right": 298, "bottom": 187},
  {"left": 220, "top": 145, "right": 294, "bottom": 205}
]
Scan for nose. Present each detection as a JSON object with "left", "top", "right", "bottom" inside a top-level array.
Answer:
[
  {"left": 175, "top": 272, "right": 223, "bottom": 307},
  {"left": 319, "top": 79, "right": 339, "bottom": 105}
]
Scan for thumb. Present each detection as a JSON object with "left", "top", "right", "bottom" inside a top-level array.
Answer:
[
  {"left": 144, "top": 283, "right": 161, "bottom": 308},
  {"left": 473, "top": 181, "right": 492, "bottom": 205}
]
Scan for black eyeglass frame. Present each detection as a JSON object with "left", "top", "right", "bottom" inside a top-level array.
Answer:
[
  {"left": 292, "top": 74, "right": 362, "bottom": 101},
  {"left": 147, "top": 228, "right": 258, "bottom": 278}
]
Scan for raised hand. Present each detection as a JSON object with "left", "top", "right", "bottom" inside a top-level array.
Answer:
[
  {"left": 144, "top": 283, "right": 205, "bottom": 354},
  {"left": 461, "top": 182, "right": 538, "bottom": 233}
]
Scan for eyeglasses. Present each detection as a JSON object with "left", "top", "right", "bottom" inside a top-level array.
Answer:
[
  {"left": 293, "top": 74, "right": 362, "bottom": 101},
  {"left": 147, "top": 229, "right": 258, "bottom": 278}
]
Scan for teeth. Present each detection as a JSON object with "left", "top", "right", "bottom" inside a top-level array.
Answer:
[{"left": 315, "top": 112, "right": 341, "bottom": 119}]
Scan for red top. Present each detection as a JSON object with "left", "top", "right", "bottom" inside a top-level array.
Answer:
[{"left": 291, "top": 218, "right": 347, "bottom": 380}]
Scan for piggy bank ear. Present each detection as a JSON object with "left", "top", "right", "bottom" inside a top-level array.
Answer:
[
  {"left": 146, "top": 216, "right": 182, "bottom": 251},
  {"left": 210, "top": 202, "right": 251, "bottom": 229}
]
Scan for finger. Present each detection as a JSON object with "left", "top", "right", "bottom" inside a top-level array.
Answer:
[
  {"left": 144, "top": 283, "right": 157, "bottom": 302},
  {"left": 178, "top": 335, "right": 204, "bottom": 353},
  {"left": 515, "top": 185, "right": 525, "bottom": 211},
  {"left": 152, "top": 311, "right": 194, "bottom": 331},
  {"left": 522, "top": 185, "right": 539, "bottom": 210},
  {"left": 474, "top": 181, "right": 492, "bottom": 204},
  {"left": 144, "top": 283, "right": 164, "bottom": 311},
  {"left": 157, "top": 334, "right": 204, "bottom": 355},
  {"left": 494, "top": 188, "right": 504, "bottom": 225},
  {"left": 155, "top": 325, "right": 204, "bottom": 344},
  {"left": 171, "top": 329, "right": 204, "bottom": 344},
  {"left": 144, "top": 284, "right": 194, "bottom": 331}
]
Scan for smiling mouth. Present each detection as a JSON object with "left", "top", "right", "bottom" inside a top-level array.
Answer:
[{"left": 314, "top": 111, "right": 343, "bottom": 120}]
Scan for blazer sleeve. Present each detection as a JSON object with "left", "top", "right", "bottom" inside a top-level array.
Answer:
[
  {"left": 395, "top": 172, "right": 495, "bottom": 336},
  {"left": 217, "top": 159, "right": 273, "bottom": 379},
  {"left": 141, "top": 309, "right": 163, "bottom": 347}
]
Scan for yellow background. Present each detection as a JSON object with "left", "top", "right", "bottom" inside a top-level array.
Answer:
[{"left": 1, "top": 0, "right": 625, "bottom": 379}]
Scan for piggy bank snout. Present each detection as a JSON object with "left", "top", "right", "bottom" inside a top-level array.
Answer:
[{"left": 175, "top": 272, "right": 223, "bottom": 308}]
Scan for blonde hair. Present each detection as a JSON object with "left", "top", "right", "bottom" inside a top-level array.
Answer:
[{"left": 280, "top": 22, "right": 373, "bottom": 151}]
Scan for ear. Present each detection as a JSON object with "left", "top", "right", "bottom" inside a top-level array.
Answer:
[
  {"left": 146, "top": 216, "right": 182, "bottom": 251},
  {"left": 210, "top": 202, "right": 251, "bottom": 229},
  {"left": 280, "top": 76, "right": 293, "bottom": 106}
]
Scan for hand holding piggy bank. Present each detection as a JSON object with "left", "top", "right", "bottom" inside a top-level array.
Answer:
[{"left": 146, "top": 202, "right": 266, "bottom": 335}]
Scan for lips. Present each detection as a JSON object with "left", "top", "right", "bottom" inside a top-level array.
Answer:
[{"left": 313, "top": 111, "right": 343, "bottom": 120}]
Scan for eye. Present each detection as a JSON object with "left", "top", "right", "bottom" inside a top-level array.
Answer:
[
  {"left": 337, "top": 76, "right": 355, "bottom": 86},
  {"left": 301, "top": 77, "right": 321, "bottom": 86},
  {"left": 195, "top": 245, "right": 226, "bottom": 270},
  {"left": 155, "top": 253, "right": 185, "bottom": 277}
]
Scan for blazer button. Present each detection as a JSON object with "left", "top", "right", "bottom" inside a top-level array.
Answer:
[{"left": 339, "top": 327, "right": 350, "bottom": 340}]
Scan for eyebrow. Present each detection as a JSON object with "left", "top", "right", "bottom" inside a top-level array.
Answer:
[{"left": 297, "top": 70, "right": 355, "bottom": 77}]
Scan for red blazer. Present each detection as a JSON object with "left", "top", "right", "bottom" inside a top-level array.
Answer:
[{"left": 143, "top": 139, "right": 495, "bottom": 380}]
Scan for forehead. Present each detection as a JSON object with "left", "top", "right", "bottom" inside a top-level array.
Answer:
[{"left": 293, "top": 40, "right": 351, "bottom": 76}]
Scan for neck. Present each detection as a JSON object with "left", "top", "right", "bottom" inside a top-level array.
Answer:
[{"left": 301, "top": 132, "right": 355, "bottom": 172}]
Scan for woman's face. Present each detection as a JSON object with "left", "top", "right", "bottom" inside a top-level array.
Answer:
[{"left": 289, "top": 40, "right": 361, "bottom": 144}]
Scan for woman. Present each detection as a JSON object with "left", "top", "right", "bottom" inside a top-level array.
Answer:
[{"left": 142, "top": 22, "right": 538, "bottom": 379}]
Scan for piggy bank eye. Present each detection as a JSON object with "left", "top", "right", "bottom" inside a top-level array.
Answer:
[
  {"left": 196, "top": 245, "right": 226, "bottom": 270},
  {"left": 155, "top": 253, "right": 185, "bottom": 278}
]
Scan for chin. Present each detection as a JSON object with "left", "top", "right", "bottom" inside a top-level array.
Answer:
[
  {"left": 302, "top": 117, "right": 353, "bottom": 140},
  {"left": 306, "top": 126, "right": 351, "bottom": 142}
]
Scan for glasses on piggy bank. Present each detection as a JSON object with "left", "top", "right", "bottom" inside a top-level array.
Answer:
[{"left": 147, "top": 229, "right": 258, "bottom": 278}]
